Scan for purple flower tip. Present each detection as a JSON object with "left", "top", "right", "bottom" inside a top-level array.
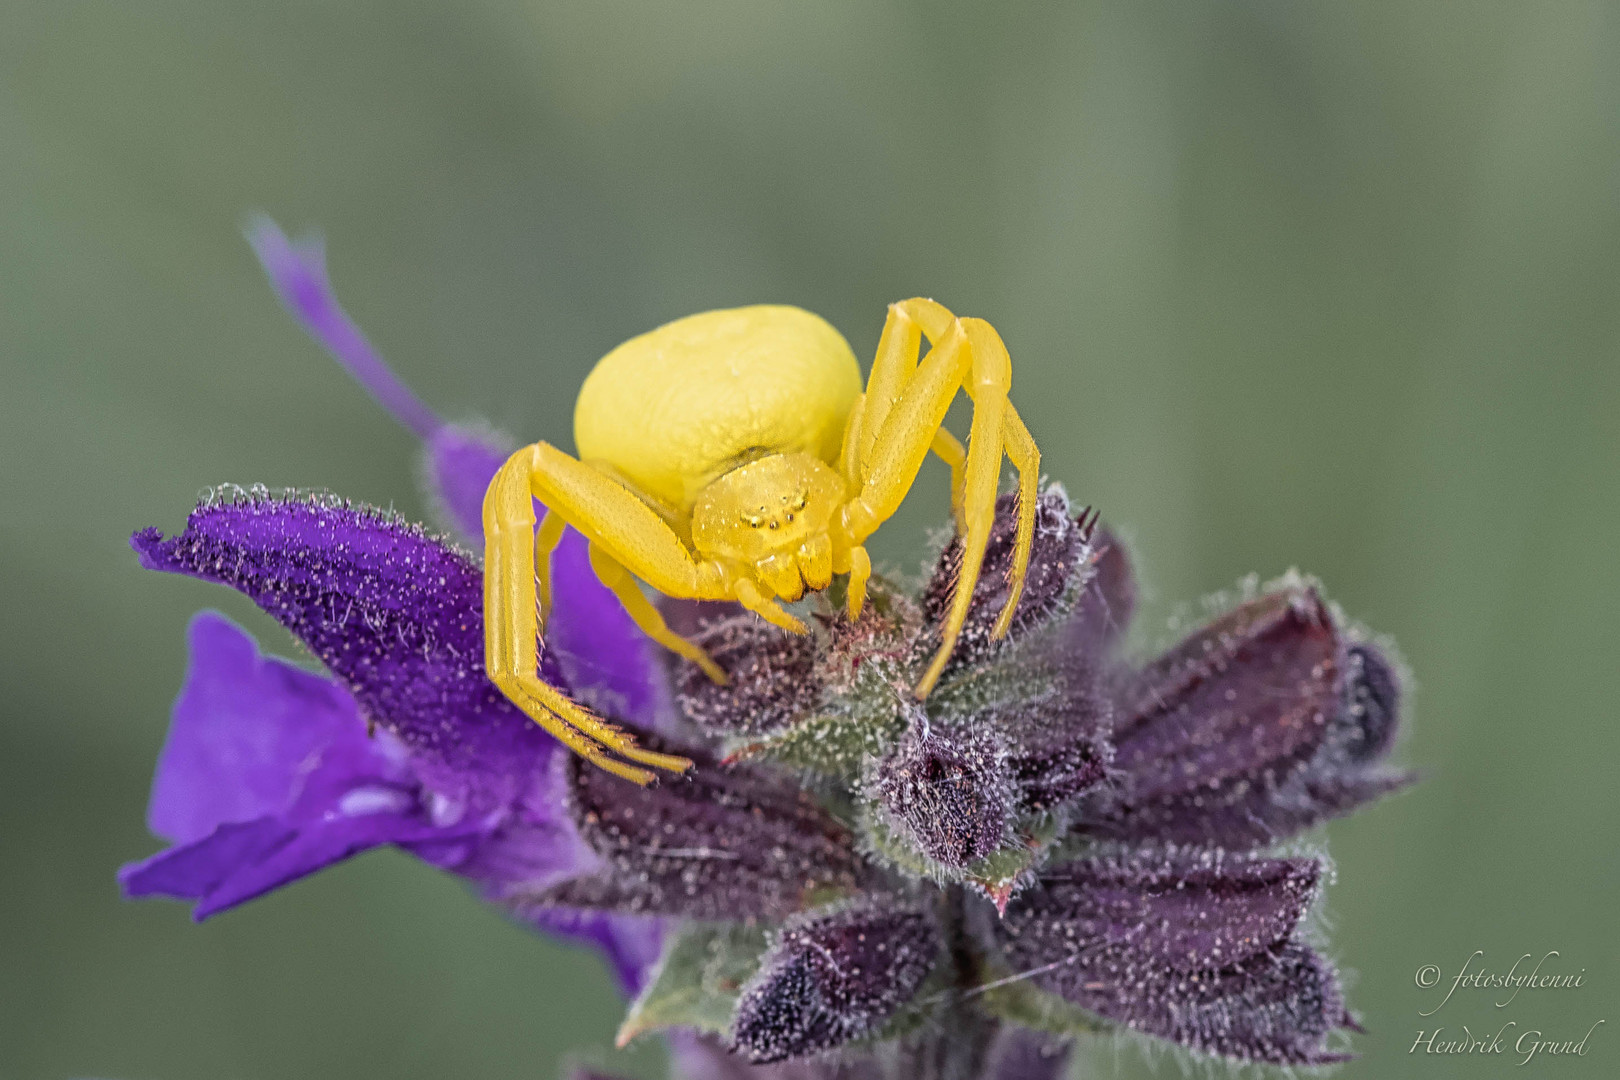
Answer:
[{"left": 245, "top": 214, "right": 441, "bottom": 440}]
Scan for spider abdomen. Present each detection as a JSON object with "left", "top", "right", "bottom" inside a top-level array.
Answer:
[{"left": 574, "top": 305, "right": 862, "bottom": 513}]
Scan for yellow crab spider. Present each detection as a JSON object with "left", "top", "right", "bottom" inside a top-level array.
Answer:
[{"left": 482, "top": 299, "right": 1040, "bottom": 784}]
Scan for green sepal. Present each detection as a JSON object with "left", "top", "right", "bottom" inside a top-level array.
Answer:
[
  {"left": 860, "top": 807, "right": 1063, "bottom": 896},
  {"left": 976, "top": 971, "right": 1111, "bottom": 1038},
  {"left": 615, "top": 922, "right": 770, "bottom": 1046},
  {"left": 731, "top": 707, "right": 905, "bottom": 778},
  {"left": 728, "top": 651, "right": 911, "bottom": 780}
]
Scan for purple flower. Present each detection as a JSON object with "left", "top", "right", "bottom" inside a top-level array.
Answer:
[
  {"left": 123, "top": 220, "right": 1416, "bottom": 1077},
  {"left": 121, "top": 219, "right": 670, "bottom": 991}
]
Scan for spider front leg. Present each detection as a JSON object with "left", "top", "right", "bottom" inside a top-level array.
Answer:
[
  {"left": 483, "top": 444, "right": 700, "bottom": 782},
  {"left": 840, "top": 306, "right": 1040, "bottom": 698},
  {"left": 831, "top": 544, "right": 872, "bottom": 620}
]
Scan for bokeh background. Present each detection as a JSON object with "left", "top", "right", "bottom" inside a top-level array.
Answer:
[{"left": 3, "top": 2, "right": 1618, "bottom": 1078}]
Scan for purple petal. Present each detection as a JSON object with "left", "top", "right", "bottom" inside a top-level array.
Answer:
[
  {"left": 147, "top": 612, "right": 403, "bottom": 844},
  {"left": 247, "top": 216, "right": 440, "bottom": 440},
  {"left": 121, "top": 609, "right": 596, "bottom": 921},
  {"left": 409, "top": 752, "right": 599, "bottom": 891},
  {"left": 120, "top": 800, "right": 456, "bottom": 920},
  {"left": 132, "top": 492, "right": 553, "bottom": 814},
  {"left": 523, "top": 907, "right": 666, "bottom": 995},
  {"left": 999, "top": 851, "right": 1349, "bottom": 1064},
  {"left": 122, "top": 611, "right": 494, "bottom": 920},
  {"left": 422, "top": 424, "right": 508, "bottom": 542},
  {"left": 121, "top": 818, "right": 293, "bottom": 901},
  {"left": 191, "top": 810, "right": 446, "bottom": 920}
]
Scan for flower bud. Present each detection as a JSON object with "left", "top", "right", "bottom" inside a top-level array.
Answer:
[
  {"left": 731, "top": 903, "right": 941, "bottom": 1062},
  {"left": 873, "top": 718, "right": 1013, "bottom": 869}
]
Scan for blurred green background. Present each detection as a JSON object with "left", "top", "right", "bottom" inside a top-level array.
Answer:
[{"left": 3, "top": 2, "right": 1617, "bottom": 1078}]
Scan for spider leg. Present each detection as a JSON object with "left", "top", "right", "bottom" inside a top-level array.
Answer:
[
  {"left": 733, "top": 577, "right": 809, "bottom": 634},
  {"left": 855, "top": 304, "right": 922, "bottom": 474},
  {"left": 829, "top": 301, "right": 968, "bottom": 623},
  {"left": 993, "top": 402, "right": 1040, "bottom": 639},
  {"left": 587, "top": 542, "right": 728, "bottom": 685},
  {"left": 839, "top": 394, "right": 867, "bottom": 484},
  {"left": 484, "top": 447, "right": 689, "bottom": 783},
  {"left": 835, "top": 544, "right": 872, "bottom": 619},
  {"left": 841, "top": 317, "right": 972, "bottom": 545},
  {"left": 854, "top": 298, "right": 958, "bottom": 477},
  {"left": 930, "top": 427, "right": 968, "bottom": 534},
  {"left": 533, "top": 507, "right": 566, "bottom": 623},
  {"left": 913, "top": 318, "right": 1038, "bottom": 697},
  {"left": 848, "top": 390, "right": 966, "bottom": 529},
  {"left": 837, "top": 315, "right": 977, "bottom": 682},
  {"left": 839, "top": 309, "right": 1038, "bottom": 699},
  {"left": 523, "top": 442, "right": 721, "bottom": 599}
]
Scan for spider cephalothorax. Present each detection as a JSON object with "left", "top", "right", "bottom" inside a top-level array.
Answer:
[{"left": 483, "top": 299, "right": 1040, "bottom": 782}]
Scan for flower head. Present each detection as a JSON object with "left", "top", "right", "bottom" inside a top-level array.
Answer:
[{"left": 121, "top": 220, "right": 1415, "bottom": 1076}]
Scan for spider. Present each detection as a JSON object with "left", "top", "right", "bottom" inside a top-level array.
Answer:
[{"left": 483, "top": 298, "right": 1040, "bottom": 783}]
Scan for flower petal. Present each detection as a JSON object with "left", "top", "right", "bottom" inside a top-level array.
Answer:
[
  {"left": 121, "top": 802, "right": 455, "bottom": 921},
  {"left": 122, "top": 607, "right": 610, "bottom": 921},
  {"left": 120, "top": 818, "right": 293, "bottom": 902},
  {"left": 246, "top": 216, "right": 440, "bottom": 440},
  {"left": 421, "top": 424, "right": 507, "bottom": 542},
  {"left": 121, "top": 610, "right": 493, "bottom": 920},
  {"left": 147, "top": 611, "right": 399, "bottom": 844},
  {"left": 998, "top": 851, "right": 1349, "bottom": 1065},
  {"left": 524, "top": 907, "right": 666, "bottom": 995},
  {"left": 132, "top": 491, "right": 553, "bottom": 813}
]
